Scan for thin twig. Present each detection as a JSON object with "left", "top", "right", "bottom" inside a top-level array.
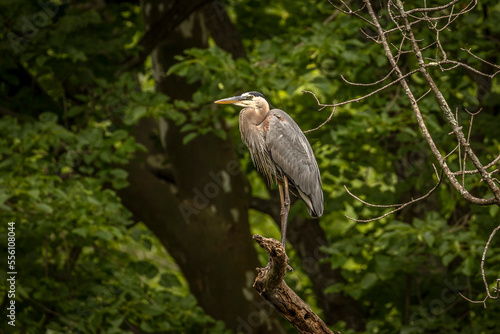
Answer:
[
  {"left": 459, "top": 225, "right": 500, "bottom": 307},
  {"left": 391, "top": 0, "right": 500, "bottom": 204},
  {"left": 462, "top": 48, "right": 500, "bottom": 69},
  {"left": 405, "top": 0, "right": 461, "bottom": 15},
  {"left": 453, "top": 154, "right": 500, "bottom": 176},
  {"left": 301, "top": 90, "right": 337, "bottom": 133},
  {"left": 344, "top": 169, "right": 443, "bottom": 223},
  {"left": 305, "top": 108, "right": 336, "bottom": 133},
  {"left": 416, "top": 88, "right": 432, "bottom": 102},
  {"left": 462, "top": 111, "right": 476, "bottom": 185},
  {"left": 309, "top": 68, "right": 420, "bottom": 109},
  {"left": 341, "top": 67, "right": 396, "bottom": 86}
]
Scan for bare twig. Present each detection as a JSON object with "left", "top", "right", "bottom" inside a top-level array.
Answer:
[
  {"left": 459, "top": 225, "right": 500, "bottom": 307},
  {"left": 481, "top": 226, "right": 500, "bottom": 301},
  {"left": 405, "top": 0, "right": 462, "bottom": 15},
  {"left": 462, "top": 48, "right": 500, "bottom": 70},
  {"left": 305, "top": 108, "right": 336, "bottom": 133},
  {"left": 388, "top": 0, "right": 500, "bottom": 204},
  {"left": 341, "top": 67, "right": 396, "bottom": 86},
  {"left": 330, "top": 0, "right": 374, "bottom": 27},
  {"left": 344, "top": 168, "right": 443, "bottom": 223},
  {"left": 435, "top": 59, "right": 500, "bottom": 78},
  {"left": 416, "top": 88, "right": 432, "bottom": 102},
  {"left": 308, "top": 68, "right": 420, "bottom": 109},
  {"left": 453, "top": 154, "right": 500, "bottom": 176},
  {"left": 301, "top": 91, "right": 337, "bottom": 133}
]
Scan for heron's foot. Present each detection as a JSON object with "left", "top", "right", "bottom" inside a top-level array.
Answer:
[{"left": 286, "top": 257, "right": 294, "bottom": 272}]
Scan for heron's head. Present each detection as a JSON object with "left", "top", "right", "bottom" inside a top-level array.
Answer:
[{"left": 214, "top": 91, "right": 272, "bottom": 113}]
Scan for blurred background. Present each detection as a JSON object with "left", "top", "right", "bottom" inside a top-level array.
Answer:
[{"left": 1, "top": 0, "right": 500, "bottom": 333}]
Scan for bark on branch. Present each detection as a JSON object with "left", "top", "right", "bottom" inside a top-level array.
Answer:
[{"left": 252, "top": 235, "right": 337, "bottom": 334}]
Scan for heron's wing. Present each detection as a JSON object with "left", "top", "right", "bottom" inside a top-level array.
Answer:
[{"left": 265, "top": 109, "right": 324, "bottom": 217}]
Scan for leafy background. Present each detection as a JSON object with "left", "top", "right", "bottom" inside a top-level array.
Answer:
[{"left": 1, "top": 0, "right": 500, "bottom": 333}]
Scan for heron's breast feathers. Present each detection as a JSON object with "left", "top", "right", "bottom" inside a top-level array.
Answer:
[{"left": 241, "top": 121, "right": 277, "bottom": 185}]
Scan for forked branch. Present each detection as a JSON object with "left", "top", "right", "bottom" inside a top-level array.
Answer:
[
  {"left": 325, "top": 0, "right": 500, "bottom": 307},
  {"left": 252, "top": 235, "right": 336, "bottom": 334}
]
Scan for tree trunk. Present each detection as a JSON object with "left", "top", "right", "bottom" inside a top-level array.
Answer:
[{"left": 119, "top": 1, "right": 286, "bottom": 332}]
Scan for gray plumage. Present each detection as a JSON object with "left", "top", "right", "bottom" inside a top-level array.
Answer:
[
  {"left": 215, "top": 91, "right": 324, "bottom": 248},
  {"left": 265, "top": 109, "right": 323, "bottom": 217}
]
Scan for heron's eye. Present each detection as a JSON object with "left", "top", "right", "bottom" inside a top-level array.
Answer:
[{"left": 248, "top": 95, "right": 254, "bottom": 100}]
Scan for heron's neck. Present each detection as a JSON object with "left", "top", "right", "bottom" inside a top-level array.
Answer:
[{"left": 241, "top": 106, "right": 268, "bottom": 126}]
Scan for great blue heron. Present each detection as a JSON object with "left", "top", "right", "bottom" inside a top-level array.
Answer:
[{"left": 215, "top": 91, "right": 323, "bottom": 249}]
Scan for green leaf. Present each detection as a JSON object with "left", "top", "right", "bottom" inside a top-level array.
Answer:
[
  {"left": 36, "top": 203, "right": 54, "bottom": 214},
  {"left": 159, "top": 272, "right": 180, "bottom": 288},
  {"left": 442, "top": 253, "right": 456, "bottom": 266},
  {"left": 324, "top": 283, "right": 345, "bottom": 294},
  {"left": 39, "top": 112, "right": 58, "bottom": 124},
  {"left": 182, "top": 132, "right": 198, "bottom": 145},
  {"left": 94, "top": 230, "right": 114, "bottom": 241},
  {"left": 180, "top": 123, "right": 198, "bottom": 133},
  {"left": 72, "top": 227, "right": 89, "bottom": 238},
  {"left": 461, "top": 257, "right": 475, "bottom": 276},
  {"left": 421, "top": 231, "right": 435, "bottom": 247},
  {"left": 490, "top": 205, "right": 499, "bottom": 217},
  {"left": 360, "top": 272, "right": 378, "bottom": 289},
  {"left": 212, "top": 128, "right": 227, "bottom": 140},
  {"left": 135, "top": 260, "right": 159, "bottom": 279}
]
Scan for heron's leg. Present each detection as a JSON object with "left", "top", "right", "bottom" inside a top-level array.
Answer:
[
  {"left": 277, "top": 179, "right": 285, "bottom": 245},
  {"left": 281, "top": 175, "right": 291, "bottom": 249}
]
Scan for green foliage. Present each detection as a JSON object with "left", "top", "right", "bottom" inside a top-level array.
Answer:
[
  {"left": 2, "top": 0, "right": 500, "bottom": 333},
  {"left": 0, "top": 113, "right": 226, "bottom": 333},
  {"left": 0, "top": 0, "right": 227, "bottom": 332},
  {"left": 167, "top": 0, "right": 500, "bottom": 332}
]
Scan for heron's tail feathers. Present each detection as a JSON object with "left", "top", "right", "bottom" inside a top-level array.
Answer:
[{"left": 297, "top": 187, "right": 323, "bottom": 218}]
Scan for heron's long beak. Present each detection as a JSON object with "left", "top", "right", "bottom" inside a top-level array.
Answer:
[{"left": 214, "top": 96, "right": 245, "bottom": 104}]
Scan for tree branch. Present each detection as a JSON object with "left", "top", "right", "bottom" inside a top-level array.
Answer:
[
  {"left": 361, "top": 0, "right": 498, "bottom": 206},
  {"left": 344, "top": 167, "right": 443, "bottom": 222},
  {"left": 252, "top": 235, "right": 336, "bottom": 334},
  {"left": 392, "top": 0, "right": 500, "bottom": 204},
  {"left": 459, "top": 224, "right": 500, "bottom": 307}
]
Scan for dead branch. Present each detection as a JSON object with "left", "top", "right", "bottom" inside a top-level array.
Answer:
[
  {"left": 252, "top": 235, "right": 336, "bottom": 334},
  {"left": 459, "top": 225, "right": 500, "bottom": 308},
  {"left": 353, "top": 0, "right": 498, "bottom": 206},
  {"left": 344, "top": 168, "right": 443, "bottom": 223},
  {"left": 324, "top": 0, "right": 500, "bottom": 309},
  {"left": 433, "top": 59, "right": 500, "bottom": 78},
  {"left": 391, "top": 0, "right": 500, "bottom": 203}
]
